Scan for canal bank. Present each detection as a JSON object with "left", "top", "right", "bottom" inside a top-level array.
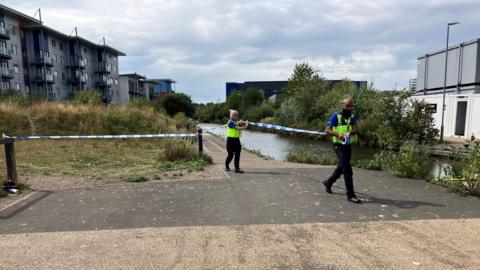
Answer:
[{"left": 199, "top": 123, "right": 460, "bottom": 178}]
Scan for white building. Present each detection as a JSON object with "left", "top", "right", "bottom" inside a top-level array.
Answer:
[{"left": 413, "top": 39, "right": 480, "bottom": 140}]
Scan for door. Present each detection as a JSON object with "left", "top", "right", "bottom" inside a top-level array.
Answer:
[{"left": 454, "top": 101, "right": 468, "bottom": 136}]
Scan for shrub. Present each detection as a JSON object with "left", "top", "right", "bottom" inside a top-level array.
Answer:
[
  {"left": 159, "top": 140, "right": 197, "bottom": 162},
  {"left": 72, "top": 90, "right": 102, "bottom": 105},
  {"left": 381, "top": 140, "right": 429, "bottom": 178},
  {"left": 435, "top": 142, "right": 480, "bottom": 196},
  {"left": 286, "top": 150, "right": 337, "bottom": 165}
]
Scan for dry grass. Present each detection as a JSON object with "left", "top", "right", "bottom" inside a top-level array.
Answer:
[
  {"left": 0, "top": 139, "right": 203, "bottom": 181},
  {"left": 0, "top": 102, "right": 182, "bottom": 136}
]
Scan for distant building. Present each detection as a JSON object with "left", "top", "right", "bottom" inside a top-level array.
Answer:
[
  {"left": 413, "top": 38, "right": 480, "bottom": 139},
  {"left": 144, "top": 78, "right": 176, "bottom": 101},
  {"left": 226, "top": 80, "right": 367, "bottom": 100},
  {"left": 118, "top": 74, "right": 176, "bottom": 105},
  {"left": 0, "top": 4, "right": 125, "bottom": 103}
]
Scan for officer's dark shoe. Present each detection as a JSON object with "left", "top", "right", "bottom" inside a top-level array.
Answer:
[
  {"left": 225, "top": 166, "right": 231, "bottom": 171},
  {"left": 347, "top": 196, "right": 362, "bottom": 204},
  {"left": 234, "top": 168, "right": 244, "bottom": 173},
  {"left": 322, "top": 180, "right": 333, "bottom": 194}
]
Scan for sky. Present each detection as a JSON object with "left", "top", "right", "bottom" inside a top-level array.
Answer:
[{"left": 5, "top": 0, "right": 480, "bottom": 103}]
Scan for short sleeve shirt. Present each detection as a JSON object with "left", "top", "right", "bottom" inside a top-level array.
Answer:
[
  {"left": 227, "top": 119, "right": 236, "bottom": 128},
  {"left": 327, "top": 112, "right": 357, "bottom": 128}
]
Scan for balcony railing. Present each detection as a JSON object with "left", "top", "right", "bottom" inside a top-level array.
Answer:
[
  {"left": 68, "top": 56, "right": 86, "bottom": 69},
  {"left": 97, "top": 62, "right": 111, "bottom": 73},
  {"left": 0, "top": 27, "right": 10, "bottom": 39},
  {"left": 0, "top": 68, "right": 14, "bottom": 79},
  {"left": 68, "top": 74, "right": 87, "bottom": 84},
  {"left": 0, "top": 47, "right": 13, "bottom": 59},
  {"left": 30, "top": 55, "right": 54, "bottom": 66},
  {"left": 32, "top": 74, "right": 55, "bottom": 84}
]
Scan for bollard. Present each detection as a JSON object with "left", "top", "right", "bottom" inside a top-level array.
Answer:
[
  {"left": 2, "top": 137, "right": 18, "bottom": 191},
  {"left": 197, "top": 128, "right": 203, "bottom": 155}
]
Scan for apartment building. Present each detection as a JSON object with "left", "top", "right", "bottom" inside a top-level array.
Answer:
[
  {"left": 0, "top": 4, "right": 125, "bottom": 103},
  {"left": 119, "top": 74, "right": 176, "bottom": 105}
]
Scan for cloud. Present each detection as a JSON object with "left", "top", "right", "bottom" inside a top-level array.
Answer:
[{"left": 5, "top": 0, "right": 480, "bottom": 102}]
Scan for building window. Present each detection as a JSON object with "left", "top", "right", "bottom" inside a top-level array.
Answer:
[
  {"left": 54, "top": 54, "right": 58, "bottom": 63},
  {"left": 84, "top": 48, "right": 87, "bottom": 54},
  {"left": 14, "top": 65, "right": 18, "bottom": 74},
  {"left": 115, "top": 79, "right": 118, "bottom": 85},
  {"left": 59, "top": 43, "right": 63, "bottom": 51},
  {"left": 52, "top": 39, "right": 56, "bottom": 48},
  {"left": 9, "top": 24, "right": 15, "bottom": 36},
  {"left": 53, "top": 71, "right": 58, "bottom": 78},
  {"left": 62, "top": 72, "right": 65, "bottom": 80},
  {"left": 60, "top": 56, "right": 64, "bottom": 64},
  {"left": 11, "top": 45, "right": 18, "bottom": 55},
  {"left": 16, "top": 83, "right": 20, "bottom": 90},
  {"left": 85, "top": 73, "right": 89, "bottom": 81}
]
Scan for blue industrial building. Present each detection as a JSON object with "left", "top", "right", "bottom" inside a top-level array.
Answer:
[{"left": 226, "top": 80, "right": 367, "bottom": 99}]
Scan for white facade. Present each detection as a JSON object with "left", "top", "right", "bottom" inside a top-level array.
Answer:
[{"left": 413, "top": 93, "right": 480, "bottom": 139}]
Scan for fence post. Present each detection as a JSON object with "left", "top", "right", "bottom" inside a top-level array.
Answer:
[
  {"left": 3, "top": 137, "right": 17, "bottom": 190},
  {"left": 197, "top": 128, "right": 203, "bottom": 155}
]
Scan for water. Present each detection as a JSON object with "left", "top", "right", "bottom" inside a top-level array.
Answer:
[{"left": 199, "top": 123, "right": 458, "bottom": 178}]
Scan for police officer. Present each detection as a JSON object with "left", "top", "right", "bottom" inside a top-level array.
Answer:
[
  {"left": 323, "top": 97, "right": 362, "bottom": 203},
  {"left": 225, "top": 110, "right": 249, "bottom": 173}
]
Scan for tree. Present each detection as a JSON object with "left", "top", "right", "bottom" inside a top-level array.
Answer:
[
  {"left": 240, "top": 88, "right": 264, "bottom": 112},
  {"left": 161, "top": 93, "right": 195, "bottom": 117}
]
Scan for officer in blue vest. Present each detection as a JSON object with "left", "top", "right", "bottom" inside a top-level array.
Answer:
[
  {"left": 225, "top": 110, "right": 249, "bottom": 173},
  {"left": 323, "top": 97, "right": 362, "bottom": 203}
]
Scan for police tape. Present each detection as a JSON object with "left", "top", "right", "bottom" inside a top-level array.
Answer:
[
  {"left": 5, "top": 133, "right": 198, "bottom": 140},
  {"left": 248, "top": 122, "right": 326, "bottom": 135},
  {"left": 201, "top": 122, "right": 326, "bottom": 135}
]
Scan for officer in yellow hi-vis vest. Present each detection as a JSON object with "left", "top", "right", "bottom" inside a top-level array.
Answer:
[
  {"left": 324, "top": 97, "right": 362, "bottom": 203},
  {"left": 225, "top": 110, "right": 249, "bottom": 173}
]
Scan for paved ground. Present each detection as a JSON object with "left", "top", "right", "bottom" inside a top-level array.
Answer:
[{"left": 0, "top": 134, "right": 479, "bottom": 269}]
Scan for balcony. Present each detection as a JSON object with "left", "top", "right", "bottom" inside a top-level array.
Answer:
[
  {"left": 0, "top": 68, "right": 14, "bottom": 79},
  {"left": 68, "top": 57, "right": 86, "bottom": 69},
  {"left": 0, "top": 47, "right": 12, "bottom": 60},
  {"left": 96, "top": 62, "right": 111, "bottom": 74},
  {"left": 32, "top": 74, "right": 55, "bottom": 84},
  {"left": 30, "top": 55, "right": 54, "bottom": 67},
  {"left": 68, "top": 74, "right": 87, "bottom": 84},
  {"left": 0, "top": 27, "right": 10, "bottom": 40}
]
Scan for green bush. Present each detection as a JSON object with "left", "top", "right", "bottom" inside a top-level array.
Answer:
[
  {"left": 286, "top": 150, "right": 337, "bottom": 165},
  {"left": 161, "top": 93, "right": 195, "bottom": 117},
  {"left": 381, "top": 141, "right": 429, "bottom": 178},
  {"left": 435, "top": 142, "right": 480, "bottom": 196}
]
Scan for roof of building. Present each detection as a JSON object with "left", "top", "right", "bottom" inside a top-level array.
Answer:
[
  {"left": 144, "top": 79, "right": 177, "bottom": 84},
  {"left": 0, "top": 4, "right": 41, "bottom": 25},
  {"left": 119, "top": 73, "right": 147, "bottom": 80},
  {"left": 1, "top": 4, "right": 126, "bottom": 56},
  {"left": 23, "top": 25, "right": 126, "bottom": 56},
  {"left": 418, "top": 38, "right": 480, "bottom": 59}
]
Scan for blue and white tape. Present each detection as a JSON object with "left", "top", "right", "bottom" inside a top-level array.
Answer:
[
  {"left": 249, "top": 122, "right": 326, "bottom": 135},
  {"left": 8, "top": 133, "right": 197, "bottom": 140}
]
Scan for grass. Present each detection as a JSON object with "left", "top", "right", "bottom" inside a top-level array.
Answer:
[
  {"left": 0, "top": 139, "right": 210, "bottom": 181},
  {"left": 286, "top": 150, "right": 337, "bottom": 165},
  {"left": 0, "top": 101, "right": 186, "bottom": 136}
]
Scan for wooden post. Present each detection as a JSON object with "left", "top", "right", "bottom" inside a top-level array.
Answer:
[
  {"left": 2, "top": 137, "right": 17, "bottom": 189},
  {"left": 197, "top": 129, "right": 203, "bottom": 155}
]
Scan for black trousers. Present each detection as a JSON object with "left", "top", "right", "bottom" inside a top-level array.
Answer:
[
  {"left": 225, "top": 137, "right": 241, "bottom": 169},
  {"left": 325, "top": 144, "right": 356, "bottom": 198}
]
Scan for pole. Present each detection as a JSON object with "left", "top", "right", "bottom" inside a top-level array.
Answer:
[
  {"left": 440, "top": 25, "right": 450, "bottom": 144},
  {"left": 3, "top": 137, "right": 17, "bottom": 190},
  {"left": 197, "top": 128, "right": 203, "bottom": 155}
]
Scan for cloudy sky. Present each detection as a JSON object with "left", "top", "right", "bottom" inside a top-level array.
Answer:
[{"left": 6, "top": 0, "right": 480, "bottom": 102}]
